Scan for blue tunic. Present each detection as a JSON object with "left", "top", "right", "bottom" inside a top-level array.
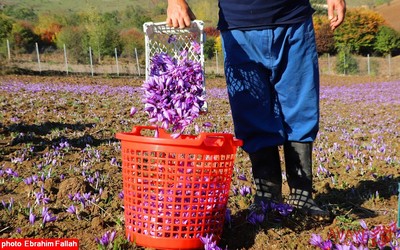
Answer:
[{"left": 218, "top": 0, "right": 314, "bottom": 30}]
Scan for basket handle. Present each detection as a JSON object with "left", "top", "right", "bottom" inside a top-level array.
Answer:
[
  {"left": 131, "top": 125, "right": 170, "bottom": 137},
  {"left": 197, "top": 133, "right": 243, "bottom": 148},
  {"left": 130, "top": 126, "right": 243, "bottom": 147}
]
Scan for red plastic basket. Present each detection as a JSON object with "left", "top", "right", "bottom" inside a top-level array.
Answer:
[{"left": 116, "top": 126, "right": 242, "bottom": 249}]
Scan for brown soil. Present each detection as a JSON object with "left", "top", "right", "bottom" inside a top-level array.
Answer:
[{"left": 0, "top": 74, "right": 399, "bottom": 250}]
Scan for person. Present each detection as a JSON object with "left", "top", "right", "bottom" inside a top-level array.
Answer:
[{"left": 166, "top": 0, "right": 346, "bottom": 218}]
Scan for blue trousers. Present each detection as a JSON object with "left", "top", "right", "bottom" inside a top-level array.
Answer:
[{"left": 221, "top": 17, "right": 319, "bottom": 153}]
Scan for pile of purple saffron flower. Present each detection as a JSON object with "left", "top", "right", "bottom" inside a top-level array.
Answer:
[{"left": 142, "top": 42, "right": 205, "bottom": 137}]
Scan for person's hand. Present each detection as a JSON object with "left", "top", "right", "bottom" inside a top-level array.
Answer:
[
  {"left": 327, "top": 0, "right": 346, "bottom": 30},
  {"left": 166, "top": 0, "right": 196, "bottom": 28}
]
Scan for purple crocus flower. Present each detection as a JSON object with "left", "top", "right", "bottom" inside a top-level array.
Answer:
[
  {"left": 95, "top": 230, "right": 116, "bottom": 247},
  {"left": 8, "top": 197, "right": 14, "bottom": 212},
  {"left": 167, "top": 35, "right": 177, "bottom": 44},
  {"left": 203, "top": 122, "right": 212, "bottom": 128},
  {"left": 29, "top": 209, "right": 36, "bottom": 225},
  {"left": 130, "top": 107, "right": 137, "bottom": 117},
  {"left": 200, "top": 234, "right": 224, "bottom": 250},
  {"left": 23, "top": 176, "right": 33, "bottom": 185},
  {"left": 239, "top": 185, "right": 251, "bottom": 197},
  {"left": 359, "top": 220, "right": 368, "bottom": 230},
  {"left": 143, "top": 50, "right": 205, "bottom": 135},
  {"left": 41, "top": 207, "right": 56, "bottom": 226},
  {"left": 66, "top": 205, "right": 76, "bottom": 214},
  {"left": 237, "top": 170, "right": 247, "bottom": 181},
  {"left": 191, "top": 41, "right": 201, "bottom": 54},
  {"left": 225, "top": 208, "right": 231, "bottom": 227},
  {"left": 310, "top": 233, "right": 323, "bottom": 246},
  {"left": 247, "top": 211, "right": 265, "bottom": 225},
  {"left": 271, "top": 203, "right": 293, "bottom": 216}
]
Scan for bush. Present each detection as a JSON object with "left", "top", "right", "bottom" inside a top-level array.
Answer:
[
  {"left": 203, "top": 37, "right": 216, "bottom": 59},
  {"left": 335, "top": 49, "right": 359, "bottom": 75},
  {"left": 55, "top": 26, "right": 89, "bottom": 63},
  {"left": 9, "top": 21, "right": 40, "bottom": 53},
  {"left": 119, "top": 28, "right": 145, "bottom": 59}
]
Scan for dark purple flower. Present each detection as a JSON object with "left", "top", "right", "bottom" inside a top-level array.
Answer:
[
  {"left": 237, "top": 173, "right": 247, "bottom": 181},
  {"left": 247, "top": 211, "right": 265, "bottom": 225},
  {"left": 167, "top": 35, "right": 177, "bottom": 44},
  {"left": 271, "top": 203, "right": 293, "bottom": 216},
  {"left": 225, "top": 208, "right": 231, "bottom": 227}
]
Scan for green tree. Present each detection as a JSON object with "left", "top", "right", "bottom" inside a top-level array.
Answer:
[
  {"left": 0, "top": 14, "right": 14, "bottom": 58},
  {"left": 2, "top": 5, "right": 37, "bottom": 21},
  {"left": 203, "top": 37, "right": 216, "bottom": 59},
  {"left": 334, "top": 8, "right": 385, "bottom": 55},
  {"left": 83, "top": 7, "right": 122, "bottom": 63},
  {"left": 374, "top": 25, "right": 400, "bottom": 56},
  {"left": 34, "top": 14, "right": 62, "bottom": 47},
  {"left": 55, "top": 26, "right": 89, "bottom": 63},
  {"left": 119, "top": 28, "right": 145, "bottom": 58},
  {"left": 9, "top": 21, "right": 40, "bottom": 53},
  {"left": 335, "top": 48, "right": 359, "bottom": 75},
  {"left": 122, "top": 6, "right": 152, "bottom": 30},
  {"left": 310, "top": 0, "right": 328, "bottom": 15},
  {"left": 0, "top": 14, "right": 13, "bottom": 40}
]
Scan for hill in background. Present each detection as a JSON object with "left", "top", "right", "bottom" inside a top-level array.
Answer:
[
  {"left": 374, "top": 0, "right": 400, "bottom": 31},
  {"left": 2, "top": 0, "right": 399, "bottom": 31}
]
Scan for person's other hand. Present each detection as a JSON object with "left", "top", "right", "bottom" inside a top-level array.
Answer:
[
  {"left": 327, "top": 0, "right": 346, "bottom": 30},
  {"left": 166, "top": 0, "right": 196, "bottom": 28}
]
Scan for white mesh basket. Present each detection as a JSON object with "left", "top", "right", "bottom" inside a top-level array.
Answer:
[{"left": 143, "top": 20, "right": 207, "bottom": 111}]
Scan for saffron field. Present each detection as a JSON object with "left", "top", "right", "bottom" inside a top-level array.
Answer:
[{"left": 0, "top": 75, "right": 399, "bottom": 249}]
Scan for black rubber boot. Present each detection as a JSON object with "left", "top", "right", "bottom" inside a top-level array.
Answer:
[
  {"left": 249, "top": 146, "right": 283, "bottom": 205},
  {"left": 284, "top": 142, "right": 330, "bottom": 219}
]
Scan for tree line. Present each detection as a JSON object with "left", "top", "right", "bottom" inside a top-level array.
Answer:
[{"left": 0, "top": 1, "right": 399, "bottom": 66}]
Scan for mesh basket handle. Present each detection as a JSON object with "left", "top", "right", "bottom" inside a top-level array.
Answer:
[
  {"left": 131, "top": 125, "right": 170, "bottom": 137},
  {"left": 130, "top": 126, "right": 242, "bottom": 148},
  {"left": 200, "top": 133, "right": 243, "bottom": 147}
]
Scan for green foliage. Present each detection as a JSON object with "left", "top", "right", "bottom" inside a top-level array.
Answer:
[
  {"left": 9, "top": 21, "right": 40, "bottom": 53},
  {"left": 374, "top": 25, "right": 400, "bottom": 56},
  {"left": 122, "top": 6, "right": 152, "bottom": 30},
  {"left": 335, "top": 49, "right": 359, "bottom": 75},
  {"left": 83, "top": 7, "right": 122, "bottom": 62},
  {"left": 2, "top": 5, "right": 37, "bottom": 21},
  {"left": 203, "top": 37, "right": 216, "bottom": 59},
  {"left": 0, "top": 14, "right": 13, "bottom": 40},
  {"left": 310, "top": 0, "right": 328, "bottom": 15},
  {"left": 188, "top": 0, "right": 219, "bottom": 26},
  {"left": 333, "top": 8, "right": 385, "bottom": 55},
  {"left": 33, "top": 14, "right": 62, "bottom": 45},
  {"left": 55, "top": 26, "right": 89, "bottom": 63},
  {"left": 367, "top": 57, "right": 380, "bottom": 76},
  {"left": 119, "top": 28, "right": 145, "bottom": 58}
]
